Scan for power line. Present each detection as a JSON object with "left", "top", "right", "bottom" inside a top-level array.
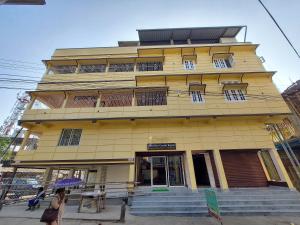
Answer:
[
  {"left": 0, "top": 73, "right": 42, "bottom": 79},
  {"left": 258, "top": 0, "right": 300, "bottom": 58},
  {"left": 0, "top": 58, "right": 42, "bottom": 66}
]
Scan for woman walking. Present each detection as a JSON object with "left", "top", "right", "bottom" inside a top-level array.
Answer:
[{"left": 44, "top": 188, "right": 65, "bottom": 225}]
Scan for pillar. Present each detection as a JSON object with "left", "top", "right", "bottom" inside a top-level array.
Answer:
[
  {"left": 213, "top": 149, "right": 228, "bottom": 190},
  {"left": 26, "top": 96, "right": 36, "bottom": 110},
  {"left": 67, "top": 169, "right": 75, "bottom": 179},
  {"left": 257, "top": 151, "right": 271, "bottom": 181},
  {"left": 20, "top": 129, "right": 31, "bottom": 151},
  {"left": 128, "top": 164, "right": 135, "bottom": 193},
  {"left": 269, "top": 148, "right": 294, "bottom": 189},
  {"left": 185, "top": 151, "right": 197, "bottom": 190},
  {"left": 61, "top": 93, "right": 69, "bottom": 108},
  {"left": 43, "top": 167, "right": 53, "bottom": 190},
  {"left": 94, "top": 167, "right": 101, "bottom": 191}
]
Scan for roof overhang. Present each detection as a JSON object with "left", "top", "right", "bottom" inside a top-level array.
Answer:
[{"left": 137, "top": 26, "right": 244, "bottom": 44}]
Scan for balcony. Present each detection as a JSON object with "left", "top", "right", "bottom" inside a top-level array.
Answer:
[{"left": 20, "top": 86, "right": 291, "bottom": 124}]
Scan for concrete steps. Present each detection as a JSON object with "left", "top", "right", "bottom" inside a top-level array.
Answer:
[{"left": 130, "top": 187, "right": 300, "bottom": 216}]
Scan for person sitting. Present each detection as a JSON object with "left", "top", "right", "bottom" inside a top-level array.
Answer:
[{"left": 26, "top": 187, "right": 46, "bottom": 211}]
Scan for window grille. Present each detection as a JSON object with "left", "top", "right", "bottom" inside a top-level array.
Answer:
[
  {"left": 79, "top": 64, "right": 106, "bottom": 73},
  {"left": 58, "top": 129, "right": 82, "bottom": 146},
  {"left": 224, "top": 90, "right": 246, "bottom": 101},
  {"left": 24, "top": 135, "right": 40, "bottom": 151},
  {"left": 48, "top": 65, "right": 77, "bottom": 74},
  {"left": 66, "top": 95, "right": 98, "bottom": 108},
  {"left": 108, "top": 63, "right": 134, "bottom": 72},
  {"left": 100, "top": 92, "right": 133, "bottom": 107},
  {"left": 191, "top": 91, "right": 204, "bottom": 103},
  {"left": 213, "top": 57, "right": 233, "bottom": 69},
  {"left": 137, "top": 62, "right": 163, "bottom": 71},
  {"left": 136, "top": 90, "right": 167, "bottom": 106},
  {"left": 184, "top": 60, "right": 195, "bottom": 70}
]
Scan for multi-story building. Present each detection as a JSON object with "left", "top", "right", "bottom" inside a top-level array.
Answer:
[{"left": 13, "top": 26, "right": 294, "bottom": 191}]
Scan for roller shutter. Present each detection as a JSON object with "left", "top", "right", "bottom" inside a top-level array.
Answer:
[{"left": 221, "top": 150, "right": 268, "bottom": 187}]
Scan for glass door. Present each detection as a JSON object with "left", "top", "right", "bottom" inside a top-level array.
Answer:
[
  {"left": 151, "top": 156, "right": 167, "bottom": 186},
  {"left": 168, "top": 155, "right": 185, "bottom": 186}
]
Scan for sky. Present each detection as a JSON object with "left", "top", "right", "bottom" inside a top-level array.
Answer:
[{"left": 0, "top": 0, "right": 299, "bottom": 125}]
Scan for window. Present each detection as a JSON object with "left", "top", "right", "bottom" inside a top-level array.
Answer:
[
  {"left": 136, "top": 90, "right": 167, "bottom": 106},
  {"left": 184, "top": 60, "right": 195, "bottom": 70},
  {"left": 108, "top": 63, "right": 134, "bottom": 72},
  {"left": 48, "top": 65, "right": 77, "bottom": 74},
  {"left": 213, "top": 58, "right": 233, "bottom": 69},
  {"left": 224, "top": 90, "right": 246, "bottom": 102},
  {"left": 137, "top": 62, "right": 163, "bottom": 71},
  {"left": 24, "top": 134, "right": 40, "bottom": 151},
  {"left": 58, "top": 129, "right": 82, "bottom": 146},
  {"left": 79, "top": 64, "right": 106, "bottom": 73},
  {"left": 191, "top": 91, "right": 204, "bottom": 103}
]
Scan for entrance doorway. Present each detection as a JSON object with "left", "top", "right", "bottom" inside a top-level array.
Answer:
[
  {"left": 136, "top": 154, "right": 185, "bottom": 187},
  {"left": 152, "top": 156, "right": 167, "bottom": 186},
  {"left": 193, "top": 154, "right": 210, "bottom": 187}
]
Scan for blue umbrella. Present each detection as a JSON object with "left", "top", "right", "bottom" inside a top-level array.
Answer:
[{"left": 53, "top": 178, "right": 84, "bottom": 188}]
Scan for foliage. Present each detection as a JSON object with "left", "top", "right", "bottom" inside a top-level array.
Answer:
[{"left": 0, "top": 136, "right": 12, "bottom": 160}]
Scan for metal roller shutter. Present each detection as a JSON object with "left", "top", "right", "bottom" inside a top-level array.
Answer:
[{"left": 221, "top": 150, "right": 268, "bottom": 187}]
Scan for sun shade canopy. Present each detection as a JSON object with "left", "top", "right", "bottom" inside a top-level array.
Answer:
[{"left": 137, "top": 26, "right": 243, "bottom": 45}]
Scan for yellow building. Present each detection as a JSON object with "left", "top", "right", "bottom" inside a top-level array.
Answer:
[{"left": 14, "top": 26, "right": 294, "bottom": 191}]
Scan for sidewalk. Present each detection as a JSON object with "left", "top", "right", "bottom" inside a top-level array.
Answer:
[{"left": 1, "top": 203, "right": 300, "bottom": 225}]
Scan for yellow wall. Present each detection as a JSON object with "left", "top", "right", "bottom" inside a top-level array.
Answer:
[{"left": 15, "top": 118, "right": 275, "bottom": 162}]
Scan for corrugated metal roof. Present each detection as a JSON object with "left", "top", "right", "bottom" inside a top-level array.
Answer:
[{"left": 138, "top": 26, "right": 243, "bottom": 43}]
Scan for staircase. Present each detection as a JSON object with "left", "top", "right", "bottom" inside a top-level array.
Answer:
[
  {"left": 130, "top": 188, "right": 206, "bottom": 216},
  {"left": 215, "top": 187, "right": 300, "bottom": 215},
  {"left": 130, "top": 187, "right": 300, "bottom": 216}
]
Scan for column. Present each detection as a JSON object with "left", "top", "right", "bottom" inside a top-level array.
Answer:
[
  {"left": 61, "top": 93, "right": 69, "bottom": 108},
  {"left": 128, "top": 164, "right": 135, "bottom": 193},
  {"left": 257, "top": 151, "right": 271, "bottom": 181},
  {"left": 269, "top": 148, "right": 294, "bottom": 189},
  {"left": 213, "top": 149, "right": 228, "bottom": 190},
  {"left": 26, "top": 96, "right": 36, "bottom": 110},
  {"left": 19, "top": 129, "right": 31, "bottom": 151},
  {"left": 43, "top": 167, "right": 53, "bottom": 190},
  {"left": 94, "top": 167, "right": 102, "bottom": 191},
  {"left": 67, "top": 169, "right": 75, "bottom": 179},
  {"left": 185, "top": 151, "right": 197, "bottom": 190}
]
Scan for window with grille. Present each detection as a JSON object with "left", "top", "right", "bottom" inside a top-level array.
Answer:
[
  {"left": 24, "top": 134, "right": 40, "bottom": 151},
  {"left": 191, "top": 91, "right": 204, "bottom": 103},
  {"left": 136, "top": 90, "right": 167, "bottom": 106},
  {"left": 213, "top": 57, "right": 233, "bottom": 69},
  {"left": 108, "top": 63, "right": 134, "bottom": 72},
  {"left": 58, "top": 129, "right": 82, "bottom": 146},
  {"left": 224, "top": 90, "right": 246, "bottom": 102},
  {"left": 79, "top": 64, "right": 106, "bottom": 73},
  {"left": 48, "top": 65, "right": 77, "bottom": 74},
  {"left": 184, "top": 60, "right": 195, "bottom": 70},
  {"left": 137, "top": 62, "right": 163, "bottom": 71}
]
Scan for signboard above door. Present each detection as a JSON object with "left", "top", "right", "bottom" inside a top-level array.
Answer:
[{"left": 147, "top": 143, "right": 176, "bottom": 150}]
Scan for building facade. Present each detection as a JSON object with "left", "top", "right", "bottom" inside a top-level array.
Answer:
[{"left": 14, "top": 26, "right": 294, "bottom": 191}]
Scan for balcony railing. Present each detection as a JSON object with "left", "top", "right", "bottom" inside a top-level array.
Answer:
[{"left": 30, "top": 89, "right": 168, "bottom": 109}]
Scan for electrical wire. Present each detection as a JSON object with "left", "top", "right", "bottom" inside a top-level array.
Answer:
[{"left": 258, "top": 0, "right": 300, "bottom": 58}]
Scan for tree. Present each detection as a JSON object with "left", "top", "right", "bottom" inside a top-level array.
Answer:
[{"left": 0, "top": 137, "right": 12, "bottom": 161}]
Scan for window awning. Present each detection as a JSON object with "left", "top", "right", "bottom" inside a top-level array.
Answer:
[
  {"left": 182, "top": 54, "right": 197, "bottom": 63},
  {"left": 222, "top": 82, "right": 248, "bottom": 93},
  {"left": 212, "top": 52, "right": 234, "bottom": 63},
  {"left": 188, "top": 83, "right": 206, "bottom": 95}
]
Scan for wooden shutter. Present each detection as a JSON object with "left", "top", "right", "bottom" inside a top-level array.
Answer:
[{"left": 221, "top": 150, "right": 268, "bottom": 187}]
